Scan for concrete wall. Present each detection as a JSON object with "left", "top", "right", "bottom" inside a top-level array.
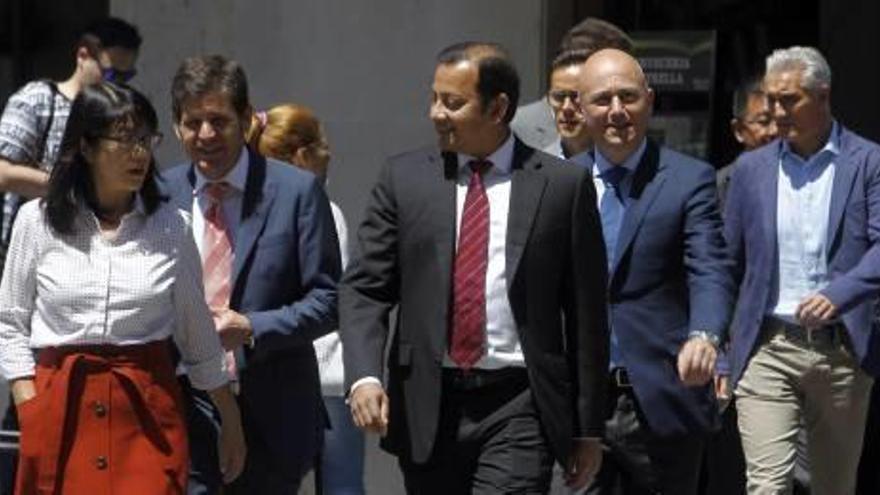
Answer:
[
  {"left": 111, "top": 0, "right": 544, "bottom": 232},
  {"left": 109, "top": 2, "right": 546, "bottom": 493}
]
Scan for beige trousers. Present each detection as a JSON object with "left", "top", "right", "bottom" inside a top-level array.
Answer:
[{"left": 736, "top": 325, "right": 873, "bottom": 495}]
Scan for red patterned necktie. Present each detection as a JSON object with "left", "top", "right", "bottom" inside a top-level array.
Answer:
[
  {"left": 201, "top": 181, "right": 238, "bottom": 380},
  {"left": 449, "top": 160, "right": 492, "bottom": 369}
]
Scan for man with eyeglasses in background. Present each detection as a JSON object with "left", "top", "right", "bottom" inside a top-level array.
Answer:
[
  {"left": 715, "top": 76, "right": 777, "bottom": 209},
  {"left": 0, "top": 16, "right": 141, "bottom": 495},
  {"left": 512, "top": 17, "right": 631, "bottom": 152},
  {"left": 543, "top": 49, "right": 594, "bottom": 167}
]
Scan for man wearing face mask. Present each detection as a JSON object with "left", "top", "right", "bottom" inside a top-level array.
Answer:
[
  {"left": 0, "top": 17, "right": 142, "bottom": 256},
  {"left": 0, "top": 17, "right": 141, "bottom": 494}
]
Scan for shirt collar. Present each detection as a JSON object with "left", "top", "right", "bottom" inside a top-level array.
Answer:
[
  {"left": 457, "top": 132, "right": 515, "bottom": 176},
  {"left": 568, "top": 149, "right": 593, "bottom": 170},
  {"left": 593, "top": 138, "right": 647, "bottom": 177},
  {"left": 194, "top": 147, "right": 249, "bottom": 195},
  {"left": 781, "top": 120, "right": 840, "bottom": 163}
]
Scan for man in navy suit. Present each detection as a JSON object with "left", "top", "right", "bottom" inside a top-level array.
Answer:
[
  {"left": 725, "top": 46, "right": 879, "bottom": 494},
  {"left": 162, "top": 55, "right": 340, "bottom": 494},
  {"left": 579, "top": 48, "right": 733, "bottom": 494}
]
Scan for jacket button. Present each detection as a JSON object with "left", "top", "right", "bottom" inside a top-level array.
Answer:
[
  {"left": 94, "top": 402, "right": 107, "bottom": 418},
  {"left": 95, "top": 456, "right": 108, "bottom": 470}
]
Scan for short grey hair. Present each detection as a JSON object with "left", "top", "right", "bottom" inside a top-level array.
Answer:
[{"left": 766, "top": 46, "right": 832, "bottom": 91}]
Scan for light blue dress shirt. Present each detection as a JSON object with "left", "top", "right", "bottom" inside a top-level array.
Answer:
[
  {"left": 594, "top": 140, "right": 647, "bottom": 368},
  {"left": 770, "top": 121, "right": 840, "bottom": 322}
]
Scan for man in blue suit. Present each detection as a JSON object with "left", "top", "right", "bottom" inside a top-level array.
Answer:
[
  {"left": 578, "top": 48, "right": 733, "bottom": 494},
  {"left": 725, "top": 46, "right": 879, "bottom": 494},
  {"left": 162, "top": 55, "right": 340, "bottom": 494}
]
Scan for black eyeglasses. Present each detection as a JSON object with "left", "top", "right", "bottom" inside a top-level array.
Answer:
[
  {"left": 102, "top": 67, "right": 138, "bottom": 84},
  {"left": 546, "top": 89, "right": 583, "bottom": 110},
  {"left": 98, "top": 133, "right": 163, "bottom": 152}
]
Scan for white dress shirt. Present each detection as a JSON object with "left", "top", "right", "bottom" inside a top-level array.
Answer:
[
  {"left": 444, "top": 132, "right": 523, "bottom": 369},
  {"left": 0, "top": 199, "right": 228, "bottom": 391},
  {"left": 314, "top": 201, "right": 351, "bottom": 396},
  {"left": 771, "top": 121, "right": 839, "bottom": 322}
]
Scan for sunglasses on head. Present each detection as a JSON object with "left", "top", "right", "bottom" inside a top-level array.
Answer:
[{"left": 102, "top": 67, "right": 137, "bottom": 83}]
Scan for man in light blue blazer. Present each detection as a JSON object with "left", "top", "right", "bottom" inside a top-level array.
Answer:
[
  {"left": 162, "top": 55, "right": 340, "bottom": 494},
  {"left": 725, "top": 46, "right": 880, "bottom": 494}
]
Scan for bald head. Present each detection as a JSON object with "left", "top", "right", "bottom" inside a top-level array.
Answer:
[
  {"left": 584, "top": 48, "right": 649, "bottom": 88},
  {"left": 580, "top": 48, "right": 654, "bottom": 164}
]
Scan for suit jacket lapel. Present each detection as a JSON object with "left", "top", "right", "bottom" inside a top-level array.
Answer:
[
  {"left": 758, "top": 147, "right": 780, "bottom": 262},
  {"left": 232, "top": 149, "right": 275, "bottom": 293},
  {"left": 506, "top": 140, "right": 547, "bottom": 283},
  {"left": 434, "top": 151, "right": 457, "bottom": 312},
  {"left": 167, "top": 166, "right": 196, "bottom": 213},
  {"left": 825, "top": 129, "right": 860, "bottom": 255},
  {"left": 611, "top": 141, "right": 665, "bottom": 274}
]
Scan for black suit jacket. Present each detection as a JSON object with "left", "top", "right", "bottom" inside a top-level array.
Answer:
[{"left": 340, "top": 138, "right": 609, "bottom": 465}]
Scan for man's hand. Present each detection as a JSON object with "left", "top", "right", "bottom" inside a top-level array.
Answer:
[
  {"left": 10, "top": 378, "right": 35, "bottom": 406},
  {"left": 677, "top": 337, "right": 717, "bottom": 386},
  {"left": 349, "top": 382, "right": 389, "bottom": 436},
  {"left": 565, "top": 438, "right": 603, "bottom": 490},
  {"left": 212, "top": 308, "right": 253, "bottom": 350},
  {"left": 796, "top": 293, "right": 837, "bottom": 329},
  {"left": 208, "top": 384, "right": 247, "bottom": 484},
  {"left": 714, "top": 374, "right": 730, "bottom": 401}
]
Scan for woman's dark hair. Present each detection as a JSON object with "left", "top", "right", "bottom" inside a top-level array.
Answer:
[{"left": 45, "top": 82, "right": 163, "bottom": 234}]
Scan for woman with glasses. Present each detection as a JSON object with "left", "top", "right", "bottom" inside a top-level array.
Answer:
[
  {"left": 0, "top": 82, "right": 246, "bottom": 494},
  {"left": 247, "top": 104, "right": 363, "bottom": 495}
]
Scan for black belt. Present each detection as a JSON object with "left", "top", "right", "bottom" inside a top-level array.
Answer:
[
  {"left": 763, "top": 317, "right": 846, "bottom": 347},
  {"left": 442, "top": 367, "right": 528, "bottom": 391},
  {"left": 609, "top": 367, "right": 632, "bottom": 388}
]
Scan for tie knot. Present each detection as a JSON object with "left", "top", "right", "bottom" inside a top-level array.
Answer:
[
  {"left": 204, "top": 181, "right": 232, "bottom": 203},
  {"left": 601, "top": 166, "right": 628, "bottom": 187},
  {"left": 469, "top": 160, "right": 492, "bottom": 176}
]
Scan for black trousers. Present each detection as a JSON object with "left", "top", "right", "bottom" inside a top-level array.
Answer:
[
  {"left": 587, "top": 382, "right": 705, "bottom": 495},
  {"left": 180, "top": 376, "right": 306, "bottom": 495},
  {"left": 399, "top": 369, "right": 553, "bottom": 495},
  {"left": 699, "top": 402, "right": 746, "bottom": 494}
]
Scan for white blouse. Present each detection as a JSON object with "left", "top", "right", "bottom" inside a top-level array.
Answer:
[
  {"left": 0, "top": 199, "right": 228, "bottom": 391},
  {"left": 313, "top": 201, "right": 350, "bottom": 396}
]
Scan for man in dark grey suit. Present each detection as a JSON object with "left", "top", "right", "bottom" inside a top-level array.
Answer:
[
  {"left": 512, "top": 17, "right": 631, "bottom": 150},
  {"left": 341, "top": 42, "right": 609, "bottom": 494}
]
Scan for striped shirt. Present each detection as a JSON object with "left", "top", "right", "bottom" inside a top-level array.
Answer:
[
  {"left": 0, "top": 199, "right": 228, "bottom": 391},
  {"left": 0, "top": 81, "right": 72, "bottom": 241}
]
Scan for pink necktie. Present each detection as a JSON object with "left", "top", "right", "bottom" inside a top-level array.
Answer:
[
  {"left": 201, "top": 182, "right": 238, "bottom": 380},
  {"left": 449, "top": 160, "right": 491, "bottom": 369}
]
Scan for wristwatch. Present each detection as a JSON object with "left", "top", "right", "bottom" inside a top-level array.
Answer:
[{"left": 687, "top": 330, "right": 720, "bottom": 349}]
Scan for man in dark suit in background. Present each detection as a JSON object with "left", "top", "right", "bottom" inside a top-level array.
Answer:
[
  {"left": 701, "top": 74, "right": 778, "bottom": 495},
  {"left": 716, "top": 76, "right": 777, "bottom": 210},
  {"left": 340, "top": 42, "right": 609, "bottom": 494},
  {"left": 579, "top": 48, "right": 733, "bottom": 494},
  {"left": 162, "top": 55, "right": 340, "bottom": 494},
  {"left": 512, "top": 17, "right": 632, "bottom": 151}
]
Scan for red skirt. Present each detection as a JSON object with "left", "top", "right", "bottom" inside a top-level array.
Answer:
[{"left": 15, "top": 339, "right": 188, "bottom": 495}]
